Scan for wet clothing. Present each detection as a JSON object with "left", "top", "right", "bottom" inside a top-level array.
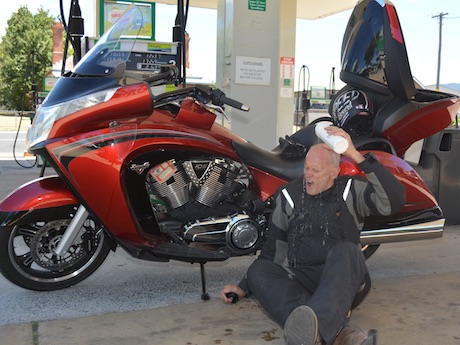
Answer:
[
  {"left": 286, "top": 176, "right": 360, "bottom": 266},
  {"left": 238, "top": 153, "right": 405, "bottom": 345}
]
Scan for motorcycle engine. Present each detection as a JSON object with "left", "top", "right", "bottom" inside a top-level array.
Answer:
[
  {"left": 146, "top": 158, "right": 265, "bottom": 255},
  {"left": 148, "top": 158, "right": 241, "bottom": 210}
]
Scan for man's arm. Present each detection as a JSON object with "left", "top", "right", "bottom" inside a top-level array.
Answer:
[
  {"left": 355, "top": 153, "right": 406, "bottom": 216},
  {"left": 326, "top": 126, "right": 406, "bottom": 217}
]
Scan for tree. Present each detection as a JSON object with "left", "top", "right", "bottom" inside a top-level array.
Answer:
[{"left": 0, "top": 6, "right": 55, "bottom": 111}]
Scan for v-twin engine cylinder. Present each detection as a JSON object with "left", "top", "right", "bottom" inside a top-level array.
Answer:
[
  {"left": 148, "top": 160, "right": 190, "bottom": 209},
  {"left": 147, "top": 158, "right": 242, "bottom": 210},
  {"left": 183, "top": 159, "right": 240, "bottom": 208}
]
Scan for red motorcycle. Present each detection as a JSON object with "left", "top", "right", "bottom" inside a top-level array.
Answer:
[{"left": 0, "top": 1, "right": 458, "bottom": 297}]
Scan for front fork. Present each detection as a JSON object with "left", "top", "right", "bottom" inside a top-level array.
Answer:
[{"left": 54, "top": 205, "right": 89, "bottom": 257}]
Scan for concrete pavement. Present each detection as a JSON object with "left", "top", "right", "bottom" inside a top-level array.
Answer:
[{"left": 2, "top": 266, "right": 460, "bottom": 345}]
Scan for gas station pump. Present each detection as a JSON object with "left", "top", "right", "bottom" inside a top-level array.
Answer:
[
  {"left": 296, "top": 64, "right": 310, "bottom": 128},
  {"left": 59, "top": 0, "right": 187, "bottom": 86},
  {"left": 60, "top": 0, "right": 84, "bottom": 73}
]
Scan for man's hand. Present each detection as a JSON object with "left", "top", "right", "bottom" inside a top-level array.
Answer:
[
  {"left": 220, "top": 285, "right": 246, "bottom": 304},
  {"left": 324, "top": 126, "right": 365, "bottom": 164}
]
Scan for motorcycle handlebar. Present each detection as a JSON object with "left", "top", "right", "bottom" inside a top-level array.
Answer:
[
  {"left": 152, "top": 82, "right": 249, "bottom": 112},
  {"left": 220, "top": 95, "right": 250, "bottom": 112},
  {"left": 196, "top": 85, "right": 250, "bottom": 112}
]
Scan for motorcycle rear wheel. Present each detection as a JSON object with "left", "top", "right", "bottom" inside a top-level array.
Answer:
[
  {"left": 362, "top": 244, "right": 380, "bottom": 260},
  {"left": 0, "top": 217, "right": 111, "bottom": 291}
]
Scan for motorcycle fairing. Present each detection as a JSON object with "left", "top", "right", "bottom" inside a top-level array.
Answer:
[
  {"left": 341, "top": 151, "right": 444, "bottom": 243},
  {"left": 175, "top": 99, "right": 218, "bottom": 130},
  {"left": 42, "top": 76, "right": 119, "bottom": 108},
  {"left": 0, "top": 176, "right": 78, "bottom": 227},
  {"left": 378, "top": 97, "right": 460, "bottom": 157},
  {"left": 43, "top": 119, "right": 256, "bottom": 244},
  {"left": 48, "top": 83, "right": 154, "bottom": 140},
  {"left": 341, "top": 150, "right": 439, "bottom": 210},
  {"left": 0, "top": 176, "right": 77, "bottom": 213}
]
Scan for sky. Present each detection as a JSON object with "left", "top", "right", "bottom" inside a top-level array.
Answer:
[{"left": 1, "top": 0, "right": 459, "bottom": 90}]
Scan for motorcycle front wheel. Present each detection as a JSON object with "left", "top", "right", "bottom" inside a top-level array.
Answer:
[{"left": 0, "top": 217, "right": 111, "bottom": 291}]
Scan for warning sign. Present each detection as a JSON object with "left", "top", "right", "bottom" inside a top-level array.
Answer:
[
  {"left": 150, "top": 161, "right": 177, "bottom": 183},
  {"left": 280, "top": 57, "right": 295, "bottom": 79},
  {"left": 235, "top": 56, "right": 271, "bottom": 86}
]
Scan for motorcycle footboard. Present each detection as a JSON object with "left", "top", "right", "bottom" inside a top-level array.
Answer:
[{"left": 152, "top": 242, "right": 230, "bottom": 263}]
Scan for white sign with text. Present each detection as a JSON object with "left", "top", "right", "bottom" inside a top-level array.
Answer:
[{"left": 235, "top": 56, "right": 271, "bottom": 86}]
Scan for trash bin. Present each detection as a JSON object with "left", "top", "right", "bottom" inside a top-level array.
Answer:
[{"left": 418, "top": 127, "right": 460, "bottom": 225}]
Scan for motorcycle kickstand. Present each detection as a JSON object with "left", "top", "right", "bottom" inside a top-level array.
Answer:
[{"left": 200, "top": 262, "right": 210, "bottom": 301}]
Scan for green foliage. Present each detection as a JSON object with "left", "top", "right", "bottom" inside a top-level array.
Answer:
[{"left": 0, "top": 6, "right": 55, "bottom": 110}]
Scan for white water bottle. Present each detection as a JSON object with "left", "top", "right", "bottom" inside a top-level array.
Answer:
[{"left": 315, "top": 122, "right": 349, "bottom": 154}]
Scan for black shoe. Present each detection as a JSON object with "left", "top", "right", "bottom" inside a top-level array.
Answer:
[{"left": 284, "top": 305, "right": 321, "bottom": 345}]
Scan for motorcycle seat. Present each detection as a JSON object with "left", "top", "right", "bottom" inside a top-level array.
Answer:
[{"left": 232, "top": 141, "right": 304, "bottom": 181}]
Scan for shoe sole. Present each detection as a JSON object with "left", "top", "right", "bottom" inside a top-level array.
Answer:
[
  {"left": 284, "top": 305, "right": 318, "bottom": 345},
  {"left": 362, "top": 329, "right": 378, "bottom": 345}
]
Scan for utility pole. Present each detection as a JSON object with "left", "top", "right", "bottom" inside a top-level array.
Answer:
[{"left": 432, "top": 12, "right": 448, "bottom": 91}]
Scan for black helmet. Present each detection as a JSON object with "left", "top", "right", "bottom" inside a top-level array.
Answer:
[{"left": 330, "top": 87, "right": 374, "bottom": 137}]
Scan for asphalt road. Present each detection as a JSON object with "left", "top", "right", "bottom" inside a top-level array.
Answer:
[{"left": 0, "top": 131, "right": 35, "bottom": 163}]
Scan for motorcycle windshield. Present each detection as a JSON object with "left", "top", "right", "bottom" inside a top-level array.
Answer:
[
  {"left": 73, "top": 5, "right": 143, "bottom": 76},
  {"left": 340, "top": 0, "right": 415, "bottom": 99}
]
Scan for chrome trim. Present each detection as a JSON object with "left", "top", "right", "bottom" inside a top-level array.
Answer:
[
  {"left": 360, "top": 218, "right": 445, "bottom": 245},
  {"left": 55, "top": 205, "right": 89, "bottom": 257},
  {"left": 184, "top": 214, "right": 249, "bottom": 241}
]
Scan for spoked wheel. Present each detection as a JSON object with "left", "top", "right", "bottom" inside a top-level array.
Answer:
[{"left": 0, "top": 217, "right": 111, "bottom": 291}]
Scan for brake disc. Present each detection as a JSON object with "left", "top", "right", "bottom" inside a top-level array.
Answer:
[{"left": 29, "top": 220, "right": 85, "bottom": 270}]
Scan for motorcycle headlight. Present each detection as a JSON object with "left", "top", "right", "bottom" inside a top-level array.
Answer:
[{"left": 26, "top": 88, "right": 118, "bottom": 150}]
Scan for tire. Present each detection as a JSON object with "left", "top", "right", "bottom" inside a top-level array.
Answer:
[
  {"left": 0, "top": 216, "right": 111, "bottom": 291},
  {"left": 351, "top": 246, "right": 380, "bottom": 310},
  {"left": 362, "top": 244, "right": 380, "bottom": 260},
  {"left": 351, "top": 273, "right": 371, "bottom": 310},
  {"left": 307, "top": 116, "right": 333, "bottom": 127}
]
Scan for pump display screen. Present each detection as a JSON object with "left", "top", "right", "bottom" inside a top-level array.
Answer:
[{"left": 126, "top": 52, "right": 177, "bottom": 72}]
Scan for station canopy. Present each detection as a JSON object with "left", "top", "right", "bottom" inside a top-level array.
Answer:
[{"left": 154, "top": 0, "right": 357, "bottom": 20}]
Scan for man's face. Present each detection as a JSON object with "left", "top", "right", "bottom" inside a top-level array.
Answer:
[{"left": 304, "top": 146, "right": 340, "bottom": 195}]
